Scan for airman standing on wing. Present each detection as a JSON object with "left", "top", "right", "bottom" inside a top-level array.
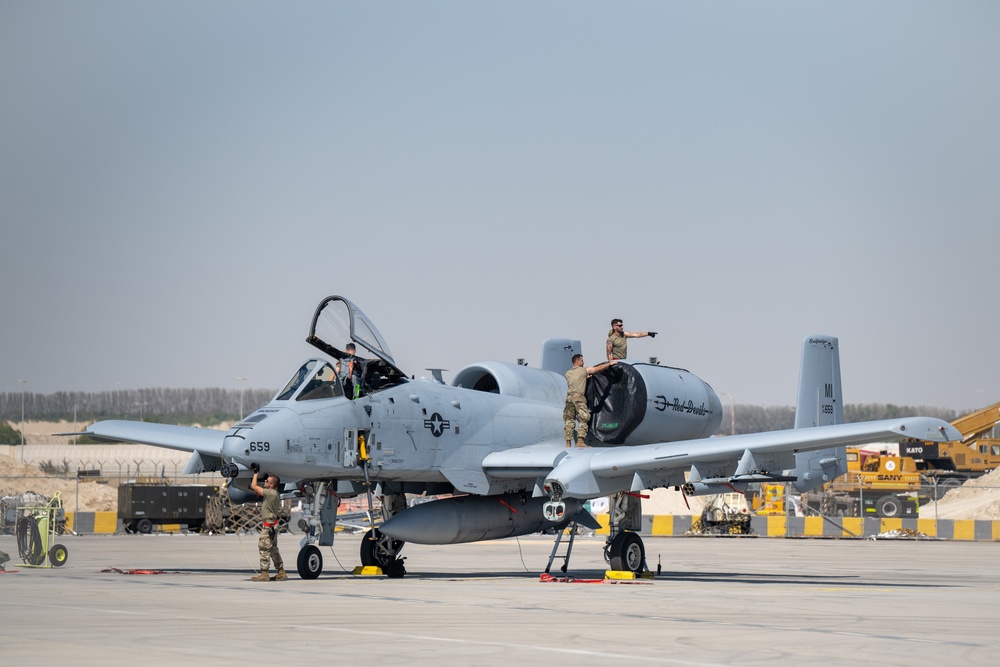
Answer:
[
  {"left": 606, "top": 319, "right": 656, "bottom": 361},
  {"left": 564, "top": 354, "right": 617, "bottom": 448}
]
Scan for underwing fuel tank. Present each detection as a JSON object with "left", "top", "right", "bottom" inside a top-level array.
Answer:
[
  {"left": 379, "top": 494, "right": 585, "bottom": 545},
  {"left": 587, "top": 362, "right": 723, "bottom": 445}
]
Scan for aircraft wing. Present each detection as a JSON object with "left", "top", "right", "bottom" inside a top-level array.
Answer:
[
  {"left": 72, "top": 420, "right": 228, "bottom": 474},
  {"left": 483, "top": 417, "right": 962, "bottom": 500}
]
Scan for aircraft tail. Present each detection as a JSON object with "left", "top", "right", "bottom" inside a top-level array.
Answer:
[
  {"left": 794, "top": 335, "right": 844, "bottom": 428},
  {"left": 540, "top": 338, "right": 582, "bottom": 374},
  {"left": 788, "top": 335, "right": 848, "bottom": 492}
]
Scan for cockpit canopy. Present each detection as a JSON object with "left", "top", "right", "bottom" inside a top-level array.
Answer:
[{"left": 303, "top": 295, "right": 409, "bottom": 396}]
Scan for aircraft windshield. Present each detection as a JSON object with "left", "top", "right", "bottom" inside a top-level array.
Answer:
[
  {"left": 296, "top": 362, "right": 344, "bottom": 401},
  {"left": 275, "top": 359, "right": 339, "bottom": 401}
]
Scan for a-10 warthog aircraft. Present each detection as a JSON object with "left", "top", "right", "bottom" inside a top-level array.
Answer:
[{"left": 78, "top": 296, "right": 960, "bottom": 578}]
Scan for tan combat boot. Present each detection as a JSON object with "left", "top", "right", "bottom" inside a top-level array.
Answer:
[
  {"left": 273, "top": 568, "right": 288, "bottom": 581},
  {"left": 565, "top": 440, "right": 572, "bottom": 448},
  {"left": 576, "top": 438, "right": 588, "bottom": 448},
  {"left": 250, "top": 570, "right": 270, "bottom": 582}
]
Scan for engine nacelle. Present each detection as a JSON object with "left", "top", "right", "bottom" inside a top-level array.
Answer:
[
  {"left": 451, "top": 361, "right": 567, "bottom": 405},
  {"left": 586, "top": 362, "right": 723, "bottom": 445}
]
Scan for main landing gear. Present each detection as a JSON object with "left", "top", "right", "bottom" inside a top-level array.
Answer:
[
  {"left": 604, "top": 491, "right": 647, "bottom": 574},
  {"left": 360, "top": 528, "right": 405, "bottom": 577},
  {"left": 359, "top": 493, "right": 407, "bottom": 578},
  {"left": 293, "top": 480, "right": 408, "bottom": 579},
  {"left": 543, "top": 491, "right": 648, "bottom": 576}
]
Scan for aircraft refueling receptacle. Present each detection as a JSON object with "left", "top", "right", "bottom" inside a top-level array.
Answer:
[{"left": 76, "top": 295, "right": 962, "bottom": 579}]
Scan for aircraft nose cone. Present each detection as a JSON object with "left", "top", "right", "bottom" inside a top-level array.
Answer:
[{"left": 221, "top": 433, "right": 246, "bottom": 461}]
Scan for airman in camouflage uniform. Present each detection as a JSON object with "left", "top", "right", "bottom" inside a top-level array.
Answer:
[
  {"left": 250, "top": 467, "right": 287, "bottom": 581},
  {"left": 564, "top": 354, "right": 617, "bottom": 447}
]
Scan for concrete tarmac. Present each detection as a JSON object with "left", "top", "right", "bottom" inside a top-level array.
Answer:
[{"left": 1, "top": 532, "right": 997, "bottom": 666}]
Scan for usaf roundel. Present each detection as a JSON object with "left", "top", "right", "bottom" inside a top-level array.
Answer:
[{"left": 423, "top": 412, "right": 451, "bottom": 437}]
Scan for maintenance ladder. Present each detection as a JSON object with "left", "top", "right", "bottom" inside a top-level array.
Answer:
[{"left": 544, "top": 523, "right": 578, "bottom": 574}]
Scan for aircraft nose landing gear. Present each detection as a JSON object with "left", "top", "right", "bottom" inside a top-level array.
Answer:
[
  {"left": 295, "top": 482, "right": 338, "bottom": 580},
  {"left": 297, "top": 544, "right": 323, "bottom": 580}
]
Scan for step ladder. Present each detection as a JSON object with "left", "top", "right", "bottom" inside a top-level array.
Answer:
[{"left": 544, "top": 523, "right": 578, "bottom": 574}]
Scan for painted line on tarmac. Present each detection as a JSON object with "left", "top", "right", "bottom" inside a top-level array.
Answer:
[{"left": 19, "top": 601, "right": 730, "bottom": 667}]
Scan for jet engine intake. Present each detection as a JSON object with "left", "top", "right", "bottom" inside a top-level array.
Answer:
[{"left": 452, "top": 362, "right": 567, "bottom": 405}]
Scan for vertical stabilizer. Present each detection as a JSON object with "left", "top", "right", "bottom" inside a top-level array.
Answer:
[
  {"left": 540, "top": 338, "right": 582, "bottom": 375},
  {"left": 788, "top": 335, "right": 848, "bottom": 492},
  {"left": 794, "top": 335, "right": 844, "bottom": 427}
]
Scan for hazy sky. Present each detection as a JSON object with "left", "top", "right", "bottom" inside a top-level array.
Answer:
[{"left": 2, "top": 2, "right": 998, "bottom": 410}]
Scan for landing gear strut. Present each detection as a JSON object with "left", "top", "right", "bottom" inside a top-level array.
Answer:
[
  {"left": 357, "top": 431, "right": 407, "bottom": 577},
  {"left": 295, "top": 481, "right": 338, "bottom": 579},
  {"left": 360, "top": 492, "right": 406, "bottom": 577},
  {"left": 604, "top": 491, "right": 647, "bottom": 574}
]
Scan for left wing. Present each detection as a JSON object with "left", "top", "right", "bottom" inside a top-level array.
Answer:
[
  {"left": 483, "top": 417, "right": 961, "bottom": 500},
  {"left": 71, "top": 420, "right": 228, "bottom": 474}
]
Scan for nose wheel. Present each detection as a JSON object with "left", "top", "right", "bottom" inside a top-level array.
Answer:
[{"left": 297, "top": 544, "right": 323, "bottom": 580}]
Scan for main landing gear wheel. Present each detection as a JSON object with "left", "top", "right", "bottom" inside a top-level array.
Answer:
[
  {"left": 297, "top": 544, "right": 323, "bottom": 579},
  {"left": 360, "top": 528, "right": 405, "bottom": 576},
  {"left": 608, "top": 531, "right": 646, "bottom": 573}
]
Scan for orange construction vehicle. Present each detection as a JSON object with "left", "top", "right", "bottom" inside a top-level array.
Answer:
[
  {"left": 809, "top": 448, "right": 923, "bottom": 518},
  {"left": 899, "top": 402, "right": 1000, "bottom": 491}
]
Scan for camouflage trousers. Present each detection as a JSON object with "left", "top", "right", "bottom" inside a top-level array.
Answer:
[
  {"left": 563, "top": 394, "right": 590, "bottom": 441},
  {"left": 258, "top": 528, "right": 284, "bottom": 572}
]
